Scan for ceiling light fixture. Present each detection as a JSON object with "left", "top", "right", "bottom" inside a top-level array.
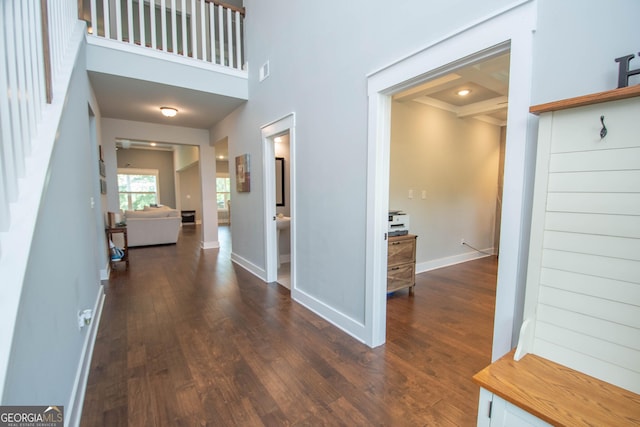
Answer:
[
  {"left": 150, "top": 142, "right": 157, "bottom": 147},
  {"left": 274, "top": 136, "right": 282, "bottom": 143},
  {"left": 457, "top": 89, "right": 471, "bottom": 96},
  {"left": 160, "top": 107, "right": 178, "bottom": 117}
]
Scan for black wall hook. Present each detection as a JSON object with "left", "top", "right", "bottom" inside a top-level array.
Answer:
[{"left": 600, "top": 115, "right": 607, "bottom": 138}]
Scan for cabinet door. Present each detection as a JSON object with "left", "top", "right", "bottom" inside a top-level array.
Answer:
[{"left": 478, "top": 392, "right": 552, "bottom": 427}]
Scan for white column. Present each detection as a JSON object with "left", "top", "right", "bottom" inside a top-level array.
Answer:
[{"left": 199, "top": 144, "right": 219, "bottom": 249}]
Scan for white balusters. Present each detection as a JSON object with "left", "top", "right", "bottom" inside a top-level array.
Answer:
[
  {"left": 126, "top": 0, "right": 133, "bottom": 44},
  {"left": 82, "top": 0, "right": 244, "bottom": 69},
  {"left": 200, "top": 0, "right": 206, "bottom": 61},
  {"left": 0, "top": 0, "right": 79, "bottom": 233},
  {"left": 217, "top": 3, "right": 224, "bottom": 65},
  {"left": 149, "top": 0, "right": 156, "bottom": 49},
  {"left": 191, "top": 0, "right": 197, "bottom": 59},
  {"left": 170, "top": 0, "right": 177, "bottom": 54},
  {"left": 234, "top": 10, "right": 241, "bottom": 69},
  {"left": 209, "top": 3, "right": 217, "bottom": 64},
  {"left": 160, "top": 0, "right": 167, "bottom": 51},
  {"left": 138, "top": 0, "right": 145, "bottom": 47},
  {"left": 115, "top": 0, "right": 122, "bottom": 41}
]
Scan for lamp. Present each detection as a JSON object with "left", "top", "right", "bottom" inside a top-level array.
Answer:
[{"left": 160, "top": 107, "right": 178, "bottom": 117}]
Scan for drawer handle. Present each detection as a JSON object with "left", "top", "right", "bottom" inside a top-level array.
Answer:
[
  {"left": 391, "top": 242, "right": 401, "bottom": 245},
  {"left": 391, "top": 267, "right": 401, "bottom": 270}
]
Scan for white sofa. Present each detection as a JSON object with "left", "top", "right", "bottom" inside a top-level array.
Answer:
[{"left": 124, "top": 206, "right": 181, "bottom": 247}]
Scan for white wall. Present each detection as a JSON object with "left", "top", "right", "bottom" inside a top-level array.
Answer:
[
  {"left": 390, "top": 101, "right": 501, "bottom": 270},
  {"left": 175, "top": 145, "right": 199, "bottom": 170},
  {"left": 178, "top": 162, "right": 203, "bottom": 222},
  {"left": 532, "top": 0, "right": 640, "bottom": 105},
  {"left": 2, "top": 43, "right": 104, "bottom": 412},
  {"left": 209, "top": 0, "right": 523, "bottom": 339}
]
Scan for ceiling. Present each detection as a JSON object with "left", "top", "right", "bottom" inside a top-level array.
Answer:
[
  {"left": 393, "top": 53, "right": 510, "bottom": 125},
  {"left": 89, "top": 72, "right": 246, "bottom": 129}
]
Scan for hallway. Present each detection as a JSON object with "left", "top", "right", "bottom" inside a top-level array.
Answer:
[{"left": 81, "top": 225, "right": 496, "bottom": 425}]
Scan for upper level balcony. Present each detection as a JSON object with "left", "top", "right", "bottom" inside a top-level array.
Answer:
[{"left": 79, "top": 0, "right": 248, "bottom": 112}]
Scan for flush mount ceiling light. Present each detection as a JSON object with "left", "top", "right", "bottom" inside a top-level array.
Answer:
[
  {"left": 457, "top": 89, "right": 471, "bottom": 96},
  {"left": 160, "top": 107, "right": 178, "bottom": 117},
  {"left": 274, "top": 136, "right": 283, "bottom": 143}
]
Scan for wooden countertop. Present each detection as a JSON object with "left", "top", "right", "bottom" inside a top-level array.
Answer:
[{"left": 473, "top": 350, "right": 640, "bottom": 426}]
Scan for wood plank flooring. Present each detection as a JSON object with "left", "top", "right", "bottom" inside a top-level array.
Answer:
[{"left": 81, "top": 226, "right": 497, "bottom": 426}]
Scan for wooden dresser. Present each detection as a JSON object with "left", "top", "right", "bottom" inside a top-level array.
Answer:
[{"left": 387, "top": 234, "right": 417, "bottom": 295}]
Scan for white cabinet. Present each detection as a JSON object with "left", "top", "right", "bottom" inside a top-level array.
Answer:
[
  {"left": 477, "top": 389, "right": 551, "bottom": 427},
  {"left": 473, "top": 85, "right": 640, "bottom": 427},
  {"left": 519, "top": 85, "right": 640, "bottom": 394}
]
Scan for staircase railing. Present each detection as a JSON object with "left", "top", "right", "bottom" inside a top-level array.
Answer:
[
  {"left": 83, "top": 0, "right": 245, "bottom": 70},
  {"left": 0, "top": 0, "right": 85, "bottom": 402},
  {"left": 0, "top": 0, "right": 76, "bottom": 237}
]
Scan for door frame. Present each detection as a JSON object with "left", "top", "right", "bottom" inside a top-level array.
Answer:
[
  {"left": 261, "top": 113, "right": 296, "bottom": 285},
  {"left": 365, "top": 0, "right": 536, "bottom": 357}
]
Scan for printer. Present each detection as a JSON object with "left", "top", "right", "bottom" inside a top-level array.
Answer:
[{"left": 388, "top": 211, "right": 409, "bottom": 236}]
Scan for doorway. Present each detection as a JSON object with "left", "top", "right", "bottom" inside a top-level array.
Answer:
[
  {"left": 261, "top": 114, "right": 296, "bottom": 287},
  {"left": 365, "top": 2, "right": 536, "bottom": 356}
]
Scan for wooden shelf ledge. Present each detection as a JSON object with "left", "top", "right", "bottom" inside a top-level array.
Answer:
[
  {"left": 529, "top": 84, "right": 640, "bottom": 115},
  {"left": 473, "top": 350, "right": 640, "bottom": 426}
]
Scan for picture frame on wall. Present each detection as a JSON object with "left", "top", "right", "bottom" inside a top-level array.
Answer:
[
  {"left": 99, "top": 160, "right": 106, "bottom": 177},
  {"left": 235, "top": 154, "right": 251, "bottom": 192},
  {"left": 100, "top": 179, "right": 107, "bottom": 194}
]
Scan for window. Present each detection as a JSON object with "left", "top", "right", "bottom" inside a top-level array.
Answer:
[
  {"left": 216, "top": 176, "right": 231, "bottom": 209},
  {"left": 117, "top": 169, "right": 159, "bottom": 211}
]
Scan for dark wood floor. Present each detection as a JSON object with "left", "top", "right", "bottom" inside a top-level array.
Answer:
[{"left": 81, "top": 225, "right": 496, "bottom": 426}]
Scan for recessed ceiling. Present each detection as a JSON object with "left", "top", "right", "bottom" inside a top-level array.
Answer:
[{"left": 393, "top": 53, "right": 510, "bottom": 126}]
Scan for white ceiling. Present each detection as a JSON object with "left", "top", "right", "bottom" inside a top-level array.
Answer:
[
  {"left": 393, "top": 53, "right": 510, "bottom": 126},
  {"left": 89, "top": 72, "right": 246, "bottom": 129}
]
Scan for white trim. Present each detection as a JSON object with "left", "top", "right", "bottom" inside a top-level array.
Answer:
[
  {"left": 201, "top": 240, "right": 220, "bottom": 249},
  {"left": 231, "top": 252, "right": 267, "bottom": 281},
  {"left": 416, "top": 250, "right": 495, "bottom": 275},
  {"left": 365, "top": 1, "right": 537, "bottom": 357},
  {"left": 293, "top": 289, "right": 367, "bottom": 346},
  {"left": 67, "top": 286, "right": 106, "bottom": 427},
  {"left": 260, "top": 113, "right": 296, "bottom": 284},
  {"left": 86, "top": 34, "right": 248, "bottom": 77}
]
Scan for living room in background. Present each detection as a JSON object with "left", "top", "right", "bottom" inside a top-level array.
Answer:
[{"left": 117, "top": 168, "right": 160, "bottom": 211}]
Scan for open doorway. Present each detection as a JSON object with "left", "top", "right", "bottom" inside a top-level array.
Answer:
[
  {"left": 365, "top": 2, "right": 536, "bottom": 354},
  {"left": 389, "top": 53, "right": 508, "bottom": 272},
  {"left": 386, "top": 52, "right": 509, "bottom": 354},
  {"left": 261, "top": 114, "right": 296, "bottom": 287}
]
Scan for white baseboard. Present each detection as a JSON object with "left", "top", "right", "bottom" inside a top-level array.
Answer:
[
  {"left": 230, "top": 252, "right": 266, "bottom": 281},
  {"left": 416, "top": 248, "right": 495, "bottom": 274},
  {"left": 99, "top": 261, "right": 110, "bottom": 281},
  {"left": 201, "top": 240, "right": 220, "bottom": 249},
  {"left": 291, "top": 288, "right": 367, "bottom": 346},
  {"left": 66, "top": 285, "right": 106, "bottom": 427}
]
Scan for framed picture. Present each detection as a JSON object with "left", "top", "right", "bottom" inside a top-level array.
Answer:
[
  {"left": 275, "top": 157, "right": 285, "bottom": 206},
  {"left": 100, "top": 179, "right": 107, "bottom": 194},
  {"left": 99, "top": 160, "right": 106, "bottom": 177},
  {"left": 235, "top": 154, "right": 251, "bottom": 192}
]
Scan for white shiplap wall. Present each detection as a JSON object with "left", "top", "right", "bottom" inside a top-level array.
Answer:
[{"left": 523, "top": 93, "right": 640, "bottom": 394}]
